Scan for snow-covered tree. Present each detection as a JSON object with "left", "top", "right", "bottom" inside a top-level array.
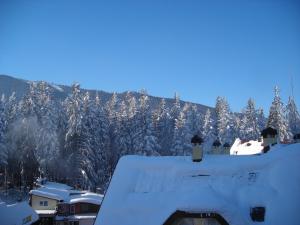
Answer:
[
  {"left": 215, "top": 96, "right": 231, "bottom": 143},
  {"left": 257, "top": 107, "right": 266, "bottom": 132},
  {"left": 153, "top": 99, "right": 172, "bottom": 155},
  {"left": 267, "top": 86, "right": 292, "bottom": 141},
  {"left": 285, "top": 96, "right": 300, "bottom": 135},
  {"left": 202, "top": 109, "right": 216, "bottom": 151},
  {"left": 239, "top": 98, "right": 261, "bottom": 140},
  {"left": 135, "top": 90, "right": 160, "bottom": 156},
  {"left": 64, "top": 83, "right": 86, "bottom": 187},
  {"left": 0, "top": 95, "right": 7, "bottom": 166}
]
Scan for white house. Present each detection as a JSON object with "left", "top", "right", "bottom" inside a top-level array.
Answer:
[
  {"left": 29, "top": 181, "right": 103, "bottom": 225},
  {"left": 0, "top": 201, "right": 39, "bottom": 225},
  {"left": 95, "top": 143, "right": 300, "bottom": 225},
  {"left": 230, "top": 138, "right": 264, "bottom": 155}
]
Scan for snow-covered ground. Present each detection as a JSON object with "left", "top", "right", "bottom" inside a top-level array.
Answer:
[{"left": 95, "top": 143, "right": 300, "bottom": 225}]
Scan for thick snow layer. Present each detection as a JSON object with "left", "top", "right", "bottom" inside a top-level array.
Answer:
[
  {"left": 0, "top": 201, "right": 39, "bottom": 225},
  {"left": 230, "top": 138, "right": 264, "bottom": 155},
  {"left": 69, "top": 192, "right": 103, "bottom": 205},
  {"left": 95, "top": 144, "right": 300, "bottom": 225}
]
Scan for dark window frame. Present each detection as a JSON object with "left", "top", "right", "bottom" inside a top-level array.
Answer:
[{"left": 163, "top": 210, "right": 229, "bottom": 225}]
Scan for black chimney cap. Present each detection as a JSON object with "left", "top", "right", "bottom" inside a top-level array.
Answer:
[
  {"left": 261, "top": 127, "right": 277, "bottom": 138},
  {"left": 212, "top": 139, "right": 221, "bottom": 147},
  {"left": 191, "top": 135, "right": 203, "bottom": 144},
  {"left": 250, "top": 207, "right": 265, "bottom": 222},
  {"left": 223, "top": 142, "right": 230, "bottom": 148},
  {"left": 293, "top": 133, "right": 300, "bottom": 140}
]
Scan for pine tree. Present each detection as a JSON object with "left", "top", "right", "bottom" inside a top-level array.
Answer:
[
  {"left": 267, "top": 86, "right": 292, "bottom": 142},
  {"left": 257, "top": 107, "right": 266, "bottom": 133},
  {"left": 105, "top": 92, "right": 120, "bottom": 179},
  {"left": 215, "top": 96, "right": 231, "bottom": 143},
  {"left": 240, "top": 98, "right": 261, "bottom": 140},
  {"left": 285, "top": 96, "right": 300, "bottom": 135},
  {"left": 202, "top": 109, "right": 216, "bottom": 151},
  {"left": 135, "top": 90, "right": 160, "bottom": 155},
  {"left": 64, "top": 83, "right": 86, "bottom": 187},
  {"left": 0, "top": 95, "right": 7, "bottom": 166},
  {"left": 153, "top": 99, "right": 172, "bottom": 155}
]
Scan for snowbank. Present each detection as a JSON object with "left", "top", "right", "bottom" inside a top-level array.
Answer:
[{"left": 95, "top": 144, "right": 300, "bottom": 225}]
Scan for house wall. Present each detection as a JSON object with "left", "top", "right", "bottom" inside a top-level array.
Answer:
[
  {"left": 31, "top": 195, "right": 58, "bottom": 210},
  {"left": 79, "top": 218, "right": 95, "bottom": 225}
]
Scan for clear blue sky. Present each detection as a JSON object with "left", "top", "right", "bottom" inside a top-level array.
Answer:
[{"left": 0, "top": 0, "right": 299, "bottom": 113}]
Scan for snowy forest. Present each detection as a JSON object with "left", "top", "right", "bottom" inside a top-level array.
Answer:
[{"left": 0, "top": 82, "right": 299, "bottom": 191}]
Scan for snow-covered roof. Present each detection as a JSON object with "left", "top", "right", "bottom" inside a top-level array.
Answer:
[
  {"left": 40, "top": 181, "right": 74, "bottom": 190},
  {"left": 95, "top": 144, "right": 300, "bottom": 225},
  {"left": 230, "top": 138, "right": 264, "bottom": 155},
  {"left": 30, "top": 181, "right": 103, "bottom": 205},
  {"left": 0, "top": 201, "right": 39, "bottom": 225},
  {"left": 56, "top": 213, "right": 97, "bottom": 220},
  {"left": 69, "top": 192, "right": 103, "bottom": 205}
]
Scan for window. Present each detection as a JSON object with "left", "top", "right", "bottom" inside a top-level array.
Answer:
[
  {"left": 70, "top": 205, "right": 75, "bottom": 214},
  {"left": 40, "top": 201, "right": 48, "bottom": 206},
  {"left": 164, "top": 211, "right": 229, "bottom": 225}
]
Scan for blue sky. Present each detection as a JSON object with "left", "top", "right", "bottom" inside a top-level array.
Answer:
[{"left": 0, "top": 0, "right": 299, "bottom": 113}]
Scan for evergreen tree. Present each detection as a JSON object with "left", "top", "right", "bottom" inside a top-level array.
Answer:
[
  {"left": 267, "top": 86, "right": 292, "bottom": 141},
  {"left": 0, "top": 95, "right": 7, "bottom": 166},
  {"left": 215, "top": 96, "right": 231, "bottom": 143},
  {"left": 64, "top": 83, "right": 86, "bottom": 187},
  {"left": 202, "top": 109, "right": 216, "bottom": 151},
  {"left": 240, "top": 98, "right": 261, "bottom": 140},
  {"left": 135, "top": 90, "right": 160, "bottom": 155},
  {"left": 285, "top": 96, "right": 300, "bottom": 135},
  {"left": 153, "top": 98, "right": 172, "bottom": 155}
]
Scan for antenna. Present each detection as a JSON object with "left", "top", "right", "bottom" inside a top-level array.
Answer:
[{"left": 290, "top": 75, "right": 295, "bottom": 100}]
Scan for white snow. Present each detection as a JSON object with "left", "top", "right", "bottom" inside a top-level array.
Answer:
[
  {"left": 30, "top": 181, "right": 103, "bottom": 205},
  {"left": 0, "top": 201, "right": 39, "bottom": 225},
  {"left": 95, "top": 143, "right": 300, "bottom": 225},
  {"left": 230, "top": 138, "right": 264, "bottom": 155}
]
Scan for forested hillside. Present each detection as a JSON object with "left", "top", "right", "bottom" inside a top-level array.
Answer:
[{"left": 0, "top": 77, "right": 299, "bottom": 192}]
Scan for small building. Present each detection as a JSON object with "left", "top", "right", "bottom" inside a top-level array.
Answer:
[
  {"left": 29, "top": 181, "right": 103, "bottom": 225},
  {"left": 230, "top": 138, "right": 264, "bottom": 155},
  {"left": 211, "top": 139, "right": 222, "bottom": 154},
  {"left": 0, "top": 201, "right": 39, "bottom": 225},
  {"left": 293, "top": 133, "right": 300, "bottom": 143},
  {"left": 261, "top": 127, "right": 278, "bottom": 147}
]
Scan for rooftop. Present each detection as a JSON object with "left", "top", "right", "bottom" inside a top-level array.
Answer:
[{"left": 95, "top": 143, "right": 300, "bottom": 225}]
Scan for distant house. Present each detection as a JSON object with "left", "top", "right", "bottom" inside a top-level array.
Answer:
[
  {"left": 0, "top": 201, "right": 39, "bottom": 225},
  {"left": 230, "top": 138, "right": 264, "bottom": 155},
  {"left": 95, "top": 143, "right": 300, "bottom": 225},
  {"left": 29, "top": 181, "right": 103, "bottom": 225}
]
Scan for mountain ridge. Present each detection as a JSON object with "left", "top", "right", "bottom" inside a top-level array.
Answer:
[{"left": 0, "top": 74, "right": 213, "bottom": 114}]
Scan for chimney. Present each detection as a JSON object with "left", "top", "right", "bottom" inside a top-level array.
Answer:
[
  {"left": 191, "top": 135, "right": 203, "bottom": 162},
  {"left": 261, "top": 127, "right": 278, "bottom": 149}
]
